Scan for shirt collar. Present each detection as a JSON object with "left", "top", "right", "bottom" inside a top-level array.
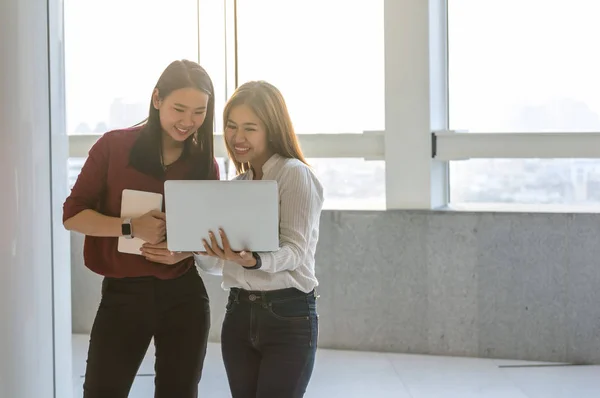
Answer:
[
  {"left": 249, "top": 153, "right": 282, "bottom": 179},
  {"left": 262, "top": 153, "right": 281, "bottom": 176}
]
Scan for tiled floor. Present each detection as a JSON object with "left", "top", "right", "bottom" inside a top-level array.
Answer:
[{"left": 72, "top": 334, "right": 600, "bottom": 397}]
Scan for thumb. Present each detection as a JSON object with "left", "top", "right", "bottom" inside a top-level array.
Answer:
[{"left": 240, "top": 251, "right": 252, "bottom": 260}]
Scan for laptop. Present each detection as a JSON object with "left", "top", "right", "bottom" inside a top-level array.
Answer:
[{"left": 164, "top": 180, "right": 279, "bottom": 253}]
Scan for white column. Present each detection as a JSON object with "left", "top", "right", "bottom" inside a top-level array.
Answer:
[
  {"left": 0, "top": 0, "right": 72, "bottom": 396},
  {"left": 384, "top": 0, "right": 449, "bottom": 209}
]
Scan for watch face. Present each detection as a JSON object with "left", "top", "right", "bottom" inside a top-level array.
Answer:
[{"left": 122, "top": 223, "right": 131, "bottom": 236}]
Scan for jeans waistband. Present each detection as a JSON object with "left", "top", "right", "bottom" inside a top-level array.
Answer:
[{"left": 229, "top": 287, "right": 316, "bottom": 304}]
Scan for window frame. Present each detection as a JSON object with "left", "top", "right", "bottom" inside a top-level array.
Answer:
[
  {"left": 68, "top": 132, "right": 384, "bottom": 160},
  {"left": 434, "top": 132, "right": 600, "bottom": 161}
]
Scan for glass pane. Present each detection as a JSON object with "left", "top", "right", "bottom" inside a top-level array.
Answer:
[
  {"left": 236, "top": 0, "right": 385, "bottom": 134},
  {"left": 68, "top": 158, "right": 85, "bottom": 189},
  {"left": 308, "top": 159, "right": 385, "bottom": 210},
  {"left": 64, "top": 0, "right": 198, "bottom": 135},
  {"left": 450, "top": 159, "right": 600, "bottom": 206},
  {"left": 449, "top": 0, "right": 600, "bottom": 132}
]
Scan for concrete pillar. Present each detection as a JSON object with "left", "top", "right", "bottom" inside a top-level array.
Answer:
[{"left": 0, "top": 0, "right": 72, "bottom": 396}]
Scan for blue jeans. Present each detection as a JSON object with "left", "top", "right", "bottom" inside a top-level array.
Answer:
[{"left": 221, "top": 287, "right": 319, "bottom": 398}]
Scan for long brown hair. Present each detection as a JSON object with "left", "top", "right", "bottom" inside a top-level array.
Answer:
[
  {"left": 223, "top": 81, "right": 307, "bottom": 174},
  {"left": 129, "top": 60, "right": 216, "bottom": 180}
]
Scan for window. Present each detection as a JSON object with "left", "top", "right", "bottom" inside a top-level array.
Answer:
[
  {"left": 450, "top": 159, "right": 600, "bottom": 206},
  {"left": 448, "top": 0, "right": 600, "bottom": 206},
  {"left": 236, "top": 0, "right": 385, "bottom": 135},
  {"left": 308, "top": 159, "right": 385, "bottom": 210},
  {"left": 67, "top": 158, "right": 85, "bottom": 189},
  {"left": 448, "top": 0, "right": 600, "bottom": 133},
  {"left": 233, "top": 0, "right": 386, "bottom": 208},
  {"left": 64, "top": 0, "right": 198, "bottom": 135},
  {"left": 65, "top": 0, "right": 386, "bottom": 210}
]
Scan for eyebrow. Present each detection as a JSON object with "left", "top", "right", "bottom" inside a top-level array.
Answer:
[
  {"left": 227, "top": 119, "right": 257, "bottom": 126},
  {"left": 174, "top": 103, "right": 207, "bottom": 110}
]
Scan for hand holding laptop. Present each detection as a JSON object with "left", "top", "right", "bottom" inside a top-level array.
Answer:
[
  {"left": 199, "top": 228, "right": 257, "bottom": 268},
  {"left": 141, "top": 241, "right": 192, "bottom": 265}
]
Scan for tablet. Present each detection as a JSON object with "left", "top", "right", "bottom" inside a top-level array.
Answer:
[
  {"left": 117, "top": 189, "right": 163, "bottom": 255},
  {"left": 164, "top": 180, "right": 279, "bottom": 253}
]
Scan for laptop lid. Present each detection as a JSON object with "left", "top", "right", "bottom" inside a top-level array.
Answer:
[{"left": 164, "top": 180, "right": 279, "bottom": 253}]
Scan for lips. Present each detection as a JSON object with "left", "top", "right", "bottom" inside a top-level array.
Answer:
[
  {"left": 175, "top": 126, "right": 191, "bottom": 136},
  {"left": 233, "top": 145, "right": 250, "bottom": 156}
]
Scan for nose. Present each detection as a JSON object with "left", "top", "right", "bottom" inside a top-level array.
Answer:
[
  {"left": 232, "top": 128, "right": 246, "bottom": 142},
  {"left": 181, "top": 111, "right": 194, "bottom": 127}
]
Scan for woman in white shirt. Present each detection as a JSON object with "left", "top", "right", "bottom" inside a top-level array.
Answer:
[{"left": 196, "top": 80, "right": 324, "bottom": 398}]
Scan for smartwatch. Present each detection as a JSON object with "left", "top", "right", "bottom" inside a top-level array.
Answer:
[{"left": 121, "top": 218, "right": 133, "bottom": 239}]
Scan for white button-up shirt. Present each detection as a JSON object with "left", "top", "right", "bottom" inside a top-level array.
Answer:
[{"left": 194, "top": 154, "right": 324, "bottom": 293}]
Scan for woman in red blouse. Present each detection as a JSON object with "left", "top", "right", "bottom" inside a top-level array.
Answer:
[{"left": 63, "top": 60, "right": 218, "bottom": 398}]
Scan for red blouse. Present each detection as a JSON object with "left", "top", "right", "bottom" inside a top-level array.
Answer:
[{"left": 63, "top": 126, "right": 219, "bottom": 279}]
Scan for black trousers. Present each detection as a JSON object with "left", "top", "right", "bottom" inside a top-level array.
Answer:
[
  {"left": 83, "top": 267, "right": 210, "bottom": 398},
  {"left": 221, "top": 287, "right": 319, "bottom": 398}
]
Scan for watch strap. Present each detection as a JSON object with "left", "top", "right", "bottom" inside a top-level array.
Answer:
[{"left": 245, "top": 252, "right": 262, "bottom": 270}]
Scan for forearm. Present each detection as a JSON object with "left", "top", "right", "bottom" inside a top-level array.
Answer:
[{"left": 63, "top": 209, "right": 124, "bottom": 237}]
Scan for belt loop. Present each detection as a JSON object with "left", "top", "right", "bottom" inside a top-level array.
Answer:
[
  {"left": 261, "top": 290, "right": 268, "bottom": 305},
  {"left": 233, "top": 288, "right": 240, "bottom": 303}
]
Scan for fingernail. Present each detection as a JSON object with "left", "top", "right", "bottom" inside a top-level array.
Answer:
[
  {"left": 219, "top": 229, "right": 224, "bottom": 235},
  {"left": 209, "top": 231, "right": 213, "bottom": 236},
  {"left": 240, "top": 251, "right": 246, "bottom": 256}
]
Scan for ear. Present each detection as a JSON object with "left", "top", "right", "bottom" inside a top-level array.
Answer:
[{"left": 152, "top": 88, "right": 161, "bottom": 110}]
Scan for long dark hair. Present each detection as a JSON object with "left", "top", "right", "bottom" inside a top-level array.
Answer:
[
  {"left": 129, "top": 60, "right": 216, "bottom": 180},
  {"left": 223, "top": 81, "right": 307, "bottom": 174}
]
